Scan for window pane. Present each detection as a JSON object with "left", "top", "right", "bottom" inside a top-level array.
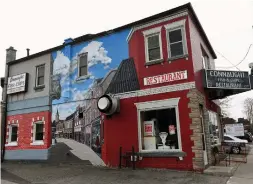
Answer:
[
  {"left": 148, "top": 48, "right": 161, "bottom": 61},
  {"left": 140, "top": 108, "right": 178, "bottom": 151},
  {"left": 36, "top": 133, "right": 43, "bottom": 140},
  {"left": 36, "top": 124, "right": 44, "bottom": 133},
  {"left": 38, "top": 66, "right": 45, "bottom": 77},
  {"left": 170, "top": 42, "right": 184, "bottom": 57},
  {"left": 148, "top": 35, "right": 159, "bottom": 49},
  {"left": 80, "top": 55, "right": 87, "bottom": 67},
  {"left": 169, "top": 29, "right": 182, "bottom": 43},
  {"left": 80, "top": 66, "right": 87, "bottom": 76},
  {"left": 11, "top": 126, "right": 18, "bottom": 142},
  {"left": 38, "top": 76, "right": 44, "bottom": 86}
]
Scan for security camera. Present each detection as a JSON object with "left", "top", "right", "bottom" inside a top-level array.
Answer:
[{"left": 249, "top": 62, "right": 253, "bottom": 69}]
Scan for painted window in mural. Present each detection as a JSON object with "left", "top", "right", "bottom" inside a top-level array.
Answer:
[
  {"left": 51, "top": 29, "right": 130, "bottom": 160},
  {"left": 78, "top": 53, "right": 88, "bottom": 77},
  {"left": 36, "top": 64, "right": 45, "bottom": 86},
  {"left": 209, "top": 111, "right": 221, "bottom": 145},
  {"left": 140, "top": 108, "right": 179, "bottom": 151}
]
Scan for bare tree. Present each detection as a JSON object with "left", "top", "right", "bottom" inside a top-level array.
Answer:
[
  {"left": 219, "top": 97, "right": 232, "bottom": 117},
  {"left": 243, "top": 97, "right": 253, "bottom": 122}
]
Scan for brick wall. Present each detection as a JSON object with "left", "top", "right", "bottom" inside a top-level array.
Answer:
[
  {"left": 187, "top": 89, "right": 212, "bottom": 171},
  {"left": 5, "top": 111, "right": 51, "bottom": 150}
]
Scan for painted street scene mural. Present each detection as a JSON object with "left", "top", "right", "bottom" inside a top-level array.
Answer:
[{"left": 51, "top": 30, "right": 130, "bottom": 158}]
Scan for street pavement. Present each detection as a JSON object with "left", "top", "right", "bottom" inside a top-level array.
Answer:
[
  {"left": 226, "top": 144, "right": 253, "bottom": 184},
  {"left": 1, "top": 162, "right": 229, "bottom": 184}
]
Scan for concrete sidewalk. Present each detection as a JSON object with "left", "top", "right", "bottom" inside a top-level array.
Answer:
[{"left": 227, "top": 145, "right": 253, "bottom": 184}]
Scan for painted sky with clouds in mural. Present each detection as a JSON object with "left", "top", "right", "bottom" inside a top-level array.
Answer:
[{"left": 51, "top": 29, "right": 130, "bottom": 121}]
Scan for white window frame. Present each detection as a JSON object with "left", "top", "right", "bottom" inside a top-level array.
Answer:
[
  {"left": 31, "top": 121, "right": 44, "bottom": 145},
  {"left": 164, "top": 19, "right": 188, "bottom": 59},
  {"left": 78, "top": 52, "right": 88, "bottom": 78},
  {"left": 35, "top": 64, "right": 45, "bottom": 87},
  {"left": 135, "top": 97, "right": 182, "bottom": 153},
  {"left": 143, "top": 26, "right": 163, "bottom": 63},
  {"left": 6, "top": 124, "right": 18, "bottom": 146}
]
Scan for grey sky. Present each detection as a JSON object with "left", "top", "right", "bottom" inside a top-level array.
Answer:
[{"left": 0, "top": 0, "right": 252, "bottom": 119}]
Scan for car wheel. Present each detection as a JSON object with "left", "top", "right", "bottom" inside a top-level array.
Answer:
[{"left": 231, "top": 146, "right": 240, "bottom": 154}]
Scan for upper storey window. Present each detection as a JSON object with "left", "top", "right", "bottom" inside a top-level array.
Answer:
[
  {"left": 165, "top": 19, "right": 188, "bottom": 60},
  {"left": 143, "top": 26, "right": 163, "bottom": 64},
  {"left": 78, "top": 53, "right": 88, "bottom": 77}
]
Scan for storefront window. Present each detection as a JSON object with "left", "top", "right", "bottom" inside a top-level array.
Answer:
[
  {"left": 208, "top": 111, "right": 221, "bottom": 145},
  {"left": 140, "top": 108, "right": 179, "bottom": 151}
]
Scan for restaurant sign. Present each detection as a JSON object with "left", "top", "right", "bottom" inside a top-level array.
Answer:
[
  {"left": 205, "top": 70, "right": 251, "bottom": 89},
  {"left": 7, "top": 73, "right": 28, "bottom": 94},
  {"left": 144, "top": 70, "right": 188, "bottom": 86}
]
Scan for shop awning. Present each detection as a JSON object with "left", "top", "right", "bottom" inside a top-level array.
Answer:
[{"left": 202, "top": 69, "right": 253, "bottom": 100}]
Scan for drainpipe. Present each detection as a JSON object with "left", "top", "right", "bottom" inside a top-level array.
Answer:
[{"left": 1, "top": 46, "right": 17, "bottom": 162}]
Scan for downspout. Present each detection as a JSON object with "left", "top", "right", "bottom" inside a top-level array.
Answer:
[{"left": 1, "top": 47, "right": 16, "bottom": 162}]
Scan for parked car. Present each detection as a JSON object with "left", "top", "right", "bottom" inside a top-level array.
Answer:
[
  {"left": 235, "top": 132, "right": 253, "bottom": 143},
  {"left": 223, "top": 134, "right": 248, "bottom": 154}
]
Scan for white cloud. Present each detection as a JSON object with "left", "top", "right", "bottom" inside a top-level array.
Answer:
[
  {"left": 72, "top": 41, "right": 112, "bottom": 70},
  {"left": 53, "top": 51, "right": 70, "bottom": 75}
]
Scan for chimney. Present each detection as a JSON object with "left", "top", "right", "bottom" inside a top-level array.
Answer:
[
  {"left": 6, "top": 46, "right": 17, "bottom": 63},
  {"left": 26, "top": 48, "right": 30, "bottom": 56}
]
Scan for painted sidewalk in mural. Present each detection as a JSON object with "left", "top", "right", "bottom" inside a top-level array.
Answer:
[{"left": 56, "top": 138, "right": 105, "bottom": 166}]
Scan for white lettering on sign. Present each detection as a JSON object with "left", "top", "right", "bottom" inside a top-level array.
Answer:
[
  {"left": 7, "top": 73, "right": 27, "bottom": 95},
  {"left": 143, "top": 70, "right": 187, "bottom": 86}
]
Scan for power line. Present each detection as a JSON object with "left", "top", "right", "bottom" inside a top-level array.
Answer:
[{"left": 215, "top": 44, "right": 252, "bottom": 70}]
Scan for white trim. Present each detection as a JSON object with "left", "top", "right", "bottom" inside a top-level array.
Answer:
[
  {"left": 143, "top": 27, "right": 163, "bottom": 63},
  {"left": 164, "top": 19, "right": 186, "bottom": 30},
  {"left": 42, "top": 117, "right": 45, "bottom": 121},
  {"left": 30, "top": 141, "right": 44, "bottom": 146},
  {"left": 113, "top": 81, "right": 195, "bottom": 99},
  {"left": 142, "top": 26, "right": 162, "bottom": 36},
  {"left": 8, "top": 121, "right": 10, "bottom": 124},
  {"left": 165, "top": 19, "right": 188, "bottom": 59},
  {"left": 32, "top": 121, "right": 44, "bottom": 143},
  {"left": 5, "top": 142, "right": 18, "bottom": 147},
  {"left": 135, "top": 97, "right": 180, "bottom": 110},
  {"left": 32, "top": 118, "right": 34, "bottom": 122},
  {"left": 7, "top": 124, "right": 18, "bottom": 144},
  {"left": 127, "top": 11, "right": 188, "bottom": 42},
  {"left": 135, "top": 98, "right": 182, "bottom": 153}
]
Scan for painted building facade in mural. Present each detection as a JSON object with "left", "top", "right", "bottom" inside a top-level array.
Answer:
[{"left": 51, "top": 30, "right": 130, "bottom": 157}]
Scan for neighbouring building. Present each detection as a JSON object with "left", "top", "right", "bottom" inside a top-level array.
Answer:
[
  {"left": 3, "top": 47, "right": 52, "bottom": 160},
  {"left": 1, "top": 2, "right": 252, "bottom": 171}
]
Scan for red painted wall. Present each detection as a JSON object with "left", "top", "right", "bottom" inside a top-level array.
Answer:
[
  {"left": 129, "top": 16, "right": 195, "bottom": 90},
  {"left": 5, "top": 111, "right": 51, "bottom": 150},
  {"left": 187, "top": 16, "right": 220, "bottom": 112},
  {"left": 102, "top": 90, "right": 194, "bottom": 170}
]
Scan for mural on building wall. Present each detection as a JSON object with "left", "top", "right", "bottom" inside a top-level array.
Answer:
[{"left": 51, "top": 29, "right": 130, "bottom": 157}]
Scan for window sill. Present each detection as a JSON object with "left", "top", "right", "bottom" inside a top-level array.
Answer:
[
  {"left": 138, "top": 150, "right": 186, "bottom": 158},
  {"left": 5, "top": 142, "right": 18, "bottom": 147},
  {"left": 145, "top": 59, "right": 164, "bottom": 66},
  {"left": 34, "top": 85, "right": 45, "bottom": 91},
  {"left": 168, "top": 54, "right": 188, "bottom": 62},
  {"left": 30, "top": 141, "right": 44, "bottom": 146},
  {"left": 76, "top": 75, "right": 90, "bottom": 82}
]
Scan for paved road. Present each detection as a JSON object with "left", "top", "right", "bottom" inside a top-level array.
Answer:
[{"left": 2, "top": 163, "right": 229, "bottom": 184}]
